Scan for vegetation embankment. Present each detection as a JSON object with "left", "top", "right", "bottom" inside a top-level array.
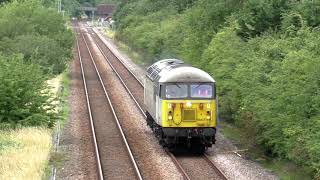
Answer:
[
  {"left": 0, "top": 0, "right": 74, "bottom": 178},
  {"left": 113, "top": 0, "right": 320, "bottom": 178}
]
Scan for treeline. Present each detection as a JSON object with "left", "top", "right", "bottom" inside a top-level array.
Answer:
[
  {"left": 114, "top": 0, "right": 320, "bottom": 177},
  {"left": 0, "top": 0, "right": 74, "bottom": 128}
]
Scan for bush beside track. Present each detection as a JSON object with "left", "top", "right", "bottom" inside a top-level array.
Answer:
[{"left": 0, "top": 0, "right": 74, "bottom": 128}]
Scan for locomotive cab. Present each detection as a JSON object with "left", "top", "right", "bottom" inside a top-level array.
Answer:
[{"left": 144, "top": 59, "right": 217, "bottom": 153}]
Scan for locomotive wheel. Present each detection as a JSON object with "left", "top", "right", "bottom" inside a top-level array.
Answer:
[{"left": 146, "top": 112, "right": 153, "bottom": 127}]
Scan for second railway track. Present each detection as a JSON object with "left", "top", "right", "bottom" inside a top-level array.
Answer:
[
  {"left": 85, "top": 24, "right": 228, "bottom": 180},
  {"left": 75, "top": 24, "right": 142, "bottom": 180},
  {"left": 89, "top": 28, "right": 146, "bottom": 113}
]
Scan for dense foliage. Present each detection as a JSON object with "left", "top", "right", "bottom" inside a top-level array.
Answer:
[
  {"left": 0, "top": 55, "right": 56, "bottom": 127},
  {"left": 0, "top": 0, "right": 73, "bottom": 74},
  {"left": 114, "top": 0, "right": 320, "bottom": 177},
  {"left": 0, "top": 0, "right": 74, "bottom": 127}
]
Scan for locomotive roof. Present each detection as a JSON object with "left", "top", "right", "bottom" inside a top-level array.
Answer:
[{"left": 146, "top": 59, "right": 215, "bottom": 83}]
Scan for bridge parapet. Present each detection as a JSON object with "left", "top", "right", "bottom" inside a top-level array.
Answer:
[{"left": 78, "top": 7, "right": 97, "bottom": 11}]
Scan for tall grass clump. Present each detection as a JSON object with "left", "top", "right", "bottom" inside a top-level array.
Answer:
[{"left": 0, "top": 128, "right": 52, "bottom": 179}]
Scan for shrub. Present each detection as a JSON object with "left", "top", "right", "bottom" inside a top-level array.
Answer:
[{"left": 0, "top": 55, "right": 57, "bottom": 127}]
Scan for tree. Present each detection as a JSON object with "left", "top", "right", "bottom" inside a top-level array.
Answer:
[
  {"left": 0, "top": 0, "right": 74, "bottom": 75},
  {"left": 0, "top": 0, "right": 11, "bottom": 4}
]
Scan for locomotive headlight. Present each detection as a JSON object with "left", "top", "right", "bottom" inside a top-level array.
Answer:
[
  {"left": 168, "top": 111, "right": 173, "bottom": 120},
  {"left": 186, "top": 101, "right": 192, "bottom": 108},
  {"left": 206, "top": 111, "right": 211, "bottom": 120}
]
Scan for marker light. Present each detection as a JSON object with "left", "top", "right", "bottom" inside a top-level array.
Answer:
[
  {"left": 207, "top": 103, "right": 211, "bottom": 108},
  {"left": 199, "top": 103, "right": 203, "bottom": 110},
  {"left": 186, "top": 101, "right": 192, "bottom": 108}
]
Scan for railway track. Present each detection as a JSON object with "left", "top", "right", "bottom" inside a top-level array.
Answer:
[
  {"left": 85, "top": 25, "right": 228, "bottom": 180},
  {"left": 75, "top": 24, "right": 142, "bottom": 180}
]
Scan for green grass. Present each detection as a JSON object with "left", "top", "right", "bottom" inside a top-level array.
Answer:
[
  {"left": 104, "top": 28, "right": 115, "bottom": 39},
  {"left": 103, "top": 28, "right": 146, "bottom": 66},
  {"left": 0, "top": 136, "right": 19, "bottom": 153},
  {"left": 219, "top": 121, "right": 313, "bottom": 180},
  {"left": 59, "top": 70, "right": 71, "bottom": 127},
  {"left": 46, "top": 69, "right": 70, "bottom": 127},
  {"left": 44, "top": 69, "right": 71, "bottom": 179},
  {"left": 49, "top": 151, "right": 68, "bottom": 168}
]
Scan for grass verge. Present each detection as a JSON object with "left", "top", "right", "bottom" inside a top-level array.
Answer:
[
  {"left": 0, "top": 71, "right": 70, "bottom": 179},
  {"left": 58, "top": 70, "right": 71, "bottom": 127},
  {"left": 44, "top": 69, "right": 71, "bottom": 178},
  {"left": 220, "top": 121, "right": 313, "bottom": 180},
  {"left": 0, "top": 128, "right": 52, "bottom": 179},
  {"left": 46, "top": 70, "right": 70, "bottom": 126},
  {"left": 103, "top": 27, "right": 146, "bottom": 66}
]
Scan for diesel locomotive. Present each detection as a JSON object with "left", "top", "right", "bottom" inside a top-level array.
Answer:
[{"left": 144, "top": 59, "right": 217, "bottom": 153}]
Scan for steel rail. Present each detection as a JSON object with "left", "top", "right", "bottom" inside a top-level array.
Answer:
[
  {"left": 167, "top": 151, "right": 192, "bottom": 180},
  {"left": 91, "top": 28, "right": 144, "bottom": 86},
  {"left": 90, "top": 33, "right": 146, "bottom": 118},
  {"left": 80, "top": 31, "right": 143, "bottom": 180},
  {"left": 204, "top": 154, "right": 228, "bottom": 180},
  {"left": 89, "top": 27, "right": 228, "bottom": 180},
  {"left": 76, "top": 37, "right": 104, "bottom": 180}
]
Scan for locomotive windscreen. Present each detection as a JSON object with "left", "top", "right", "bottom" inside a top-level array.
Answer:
[
  {"left": 165, "top": 84, "right": 188, "bottom": 99},
  {"left": 190, "top": 84, "right": 213, "bottom": 98},
  {"left": 161, "top": 83, "right": 215, "bottom": 99}
]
